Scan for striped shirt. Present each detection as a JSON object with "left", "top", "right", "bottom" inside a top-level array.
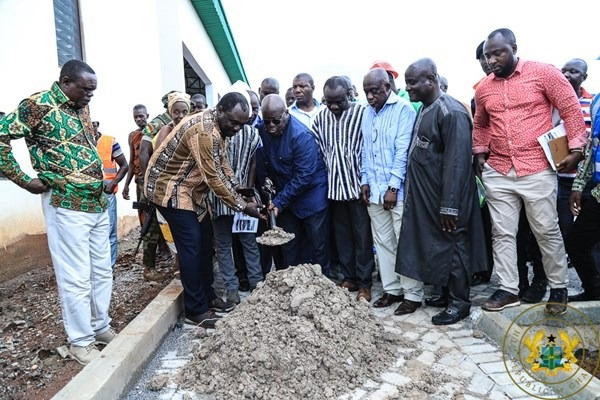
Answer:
[
  {"left": 311, "top": 103, "right": 365, "bottom": 200},
  {"left": 144, "top": 110, "right": 246, "bottom": 221},
  {"left": 360, "top": 91, "right": 416, "bottom": 203},
  {"left": 211, "top": 124, "right": 260, "bottom": 218}
]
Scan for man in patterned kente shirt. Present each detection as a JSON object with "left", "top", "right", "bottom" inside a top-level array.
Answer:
[{"left": 0, "top": 59, "right": 116, "bottom": 365}]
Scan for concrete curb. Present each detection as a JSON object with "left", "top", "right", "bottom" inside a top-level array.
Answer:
[
  {"left": 476, "top": 303, "right": 600, "bottom": 400},
  {"left": 52, "top": 279, "right": 183, "bottom": 400}
]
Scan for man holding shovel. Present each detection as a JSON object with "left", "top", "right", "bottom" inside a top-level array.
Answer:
[{"left": 257, "top": 94, "right": 330, "bottom": 275}]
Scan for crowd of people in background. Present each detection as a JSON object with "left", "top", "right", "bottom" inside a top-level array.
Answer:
[{"left": 1, "top": 27, "right": 600, "bottom": 365}]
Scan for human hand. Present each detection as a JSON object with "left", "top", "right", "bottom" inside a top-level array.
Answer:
[
  {"left": 360, "top": 185, "right": 370, "bottom": 206},
  {"left": 440, "top": 214, "right": 458, "bottom": 232},
  {"left": 122, "top": 186, "right": 130, "bottom": 200},
  {"left": 473, "top": 153, "right": 486, "bottom": 178},
  {"left": 383, "top": 189, "right": 397, "bottom": 211},
  {"left": 244, "top": 202, "right": 267, "bottom": 220},
  {"left": 569, "top": 191, "right": 582, "bottom": 216},
  {"left": 104, "top": 181, "right": 116, "bottom": 194},
  {"left": 555, "top": 152, "right": 583, "bottom": 173},
  {"left": 25, "top": 178, "right": 49, "bottom": 194},
  {"left": 267, "top": 203, "right": 279, "bottom": 218}
]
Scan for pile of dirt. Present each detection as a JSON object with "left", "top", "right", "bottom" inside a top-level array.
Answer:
[
  {"left": 255, "top": 226, "right": 295, "bottom": 246},
  {"left": 181, "top": 264, "right": 404, "bottom": 399}
]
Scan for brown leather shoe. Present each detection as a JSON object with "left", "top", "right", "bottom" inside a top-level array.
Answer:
[
  {"left": 394, "top": 299, "right": 422, "bottom": 315},
  {"left": 357, "top": 288, "right": 372, "bottom": 302},
  {"left": 482, "top": 289, "right": 520, "bottom": 311},
  {"left": 340, "top": 280, "right": 359, "bottom": 292},
  {"left": 373, "top": 293, "right": 404, "bottom": 308}
]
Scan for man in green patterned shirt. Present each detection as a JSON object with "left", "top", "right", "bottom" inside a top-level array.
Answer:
[{"left": 0, "top": 60, "right": 115, "bottom": 365}]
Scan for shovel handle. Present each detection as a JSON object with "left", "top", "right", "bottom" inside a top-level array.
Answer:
[{"left": 269, "top": 208, "right": 277, "bottom": 229}]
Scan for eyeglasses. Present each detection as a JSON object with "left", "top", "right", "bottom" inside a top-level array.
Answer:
[{"left": 263, "top": 114, "right": 285, "bottom": 126}]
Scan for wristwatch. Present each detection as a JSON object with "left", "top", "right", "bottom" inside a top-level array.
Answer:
[{"left": 387, "top": 186, "right": 398, "bottom": 193}]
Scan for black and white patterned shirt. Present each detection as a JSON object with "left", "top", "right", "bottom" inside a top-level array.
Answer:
[{"left": 311, "top": 103, "right": 365, "bottom": 201}]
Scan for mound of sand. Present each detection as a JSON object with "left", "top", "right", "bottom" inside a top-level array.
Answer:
[{"left": 181, "top": 264, "right": 402, "bottom": 399}]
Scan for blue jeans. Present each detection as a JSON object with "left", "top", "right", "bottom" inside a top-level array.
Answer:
[
  {"left": 213, "top": 215, "right": 263, "bottom": 289},
  {"left": 106, "top": 193, "right": 118, "bottom": 268}
]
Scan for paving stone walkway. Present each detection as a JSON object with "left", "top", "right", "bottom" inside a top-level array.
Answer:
[{"left": 123, "top": 267, "right": 585, "bottom": 400}]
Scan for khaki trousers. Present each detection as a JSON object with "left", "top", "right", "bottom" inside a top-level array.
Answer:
[
  {"left": 368, "top": 202, "right": 423, "bottom": 301},
  {"left": 483, "top": 165, "right": 567, "bottom": 295}
]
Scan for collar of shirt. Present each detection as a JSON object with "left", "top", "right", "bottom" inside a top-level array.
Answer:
[{"left": 50, "top": 81, "right": 72, "bottom": 108}]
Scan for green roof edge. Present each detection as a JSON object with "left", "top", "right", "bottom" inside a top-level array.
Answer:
[{"left": 191, "top": 0, "right": 249, "bottom": 85}]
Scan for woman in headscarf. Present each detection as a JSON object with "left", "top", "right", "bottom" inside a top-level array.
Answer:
[{"left": 153, "top": 92, "right": 191, "bottom": 148}]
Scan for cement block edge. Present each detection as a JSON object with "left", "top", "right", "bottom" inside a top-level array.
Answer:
[{"left": 52, "top": 279, "right": 183, "bottom": 400}]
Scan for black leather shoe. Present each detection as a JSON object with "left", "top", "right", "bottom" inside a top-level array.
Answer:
[
  {"left": 373, "top": 293, "right": 404, "bottom": 308},
  {"left": 520, "top": 280, "right": 547, "bottom": 303},
  {"left": 471, "top": 273, "right": 490, "bottom": 287},
  {"left": 546, "top": 288, "right": 568, "bottom": 315},
  {"left": 568, "top": 291, "right": 600, "bottom": 302},
  {"left": 239, "top": 278, "right": 250, "bottom": 292},
  {"left": 425, "top": 295, "right": 448, "bottom": 308},
  {"left": 393, "top": 299, "right": 421, "bottom": 315},
  {"left": 432, "top": 307, "right": 470, "bottom": 325}
]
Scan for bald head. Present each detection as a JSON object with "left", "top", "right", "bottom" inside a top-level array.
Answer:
[
  {"left": 439, "top": 75, "right": 448, "bottom": 92},
  {"left": 561, "top": 58, "right": 588, "bottom": 94},
  {"left": 363, "top": 68, "right": 391, "bottom": 111},
  {"left": 260, "top": 77, "right": 280, "bottom": 100},
  {"left": 261, "top": 94, "right": 289, "bottom": 135},
  {"left": 261, "top": 93, "right": 286, "bottom": 114},
  {"left": 404, "top": 58, "right": 440, "bottom": 106},
  {"left": 364, "top": 68, "right": 389, "bottom": 86}
]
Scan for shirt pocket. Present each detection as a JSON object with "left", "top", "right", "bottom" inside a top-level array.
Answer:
[
  {"left": 277, "top": 154, "right": 294, "bottom": 175},
  {"left": 411, "top": 135, "right": 432, "bottom": 165}
]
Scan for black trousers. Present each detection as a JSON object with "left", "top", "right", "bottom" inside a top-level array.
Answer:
[
  {"left": 565, "top": 198, "right": 600, "bottom": 294},
  {"left": 330, "top": 200, "right": 374, "bottom": 288},
  {"left": 158, "top": 205, "right": 215, "bottom": 316},
  {"left": 278, "top": 207, "right": 330, "bottom": 276}
]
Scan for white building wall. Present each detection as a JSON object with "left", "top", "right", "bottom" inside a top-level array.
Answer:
[{"left": 0, "top": 0, "right": 236, "bottom": 247}]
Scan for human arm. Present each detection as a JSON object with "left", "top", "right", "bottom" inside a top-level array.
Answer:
[
  {"left": 271, "top": 131, "right": 317, "bottom": 211},
  {"left": 545, "top": 67, "right": 588, "bottom": 170},
  {"left": 440, "top": 107, "right": 473, "bottom": 232},
  {"left": 472, "top": 87, "right": 491, "bottom": 173},
  {"left": 0, "top": 101, "right": 49, "bottom": 194},
  {"left": 122, "top": 132, "right": 136, "bottom": 199},
  {"left": 360, "top": 118, "right": 370, "bottom": 206},
  {"left": 385, "top": 104, "right": 416, "bottom": 210},
  {"left": 104, "top": 151, "right": 128, "bottom": 194},
  {"left": 190, "top": 127, "right": 251, "bottom": 214},
  {"left": 138, "top": 139, "right": 153, "bottom": 177}
]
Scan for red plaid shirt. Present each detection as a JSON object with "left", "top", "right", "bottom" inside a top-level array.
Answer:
[{"left": 473, "top": 59, "right": 588, "bottom": 177}]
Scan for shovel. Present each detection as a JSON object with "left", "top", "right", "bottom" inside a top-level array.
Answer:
[{"left": 256, "top": 178, "right": 295, "bottom": 246}]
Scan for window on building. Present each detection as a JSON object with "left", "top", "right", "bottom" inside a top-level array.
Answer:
[
  {"left": 53, "top": 0, "right": 83, "bottom": 66},
  {"left": 184, "top": 59, "right": 206, "bottom": 96}
]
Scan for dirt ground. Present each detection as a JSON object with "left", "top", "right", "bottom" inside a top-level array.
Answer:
[{"left": 0, "top": 230, "right": 173, "bottom": 400}]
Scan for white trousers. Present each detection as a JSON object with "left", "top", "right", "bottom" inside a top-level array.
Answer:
[
  {"left": 483, "top": 166, "right": 567, "bottom": 294},
  {"left": 42, "top": 192, "right": 113, "bottom": 346},
  {"left": 368, "top": 202, "right": 423, "bottom": 301}
]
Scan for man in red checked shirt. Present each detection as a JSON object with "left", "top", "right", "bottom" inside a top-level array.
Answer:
[{"left": 473, "top": 28, "right": 588, "bottom": 316}]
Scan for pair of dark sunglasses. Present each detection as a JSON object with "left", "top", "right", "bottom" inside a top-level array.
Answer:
[{"left": 263, "top": 113, "right": 286, "bottom": 126}]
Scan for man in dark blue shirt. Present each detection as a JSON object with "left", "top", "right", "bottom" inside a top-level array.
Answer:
[{"left": 257, "top": 94, "right": 330, "bottom": 275}]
